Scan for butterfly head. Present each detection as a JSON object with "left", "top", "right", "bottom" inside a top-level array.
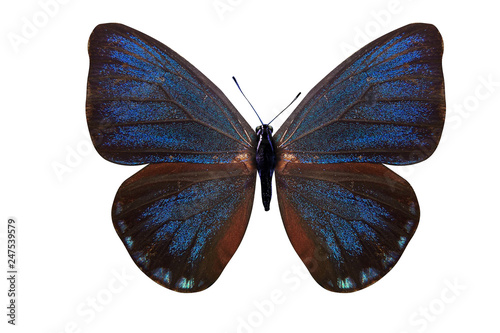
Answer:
[{"left": 255, "top": 124, "right": 273, "bottom": 136}]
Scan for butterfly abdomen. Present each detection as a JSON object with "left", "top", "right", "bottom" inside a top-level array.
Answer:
[{"left": 255, "top": 125, "right": 277, "bottom": 211}]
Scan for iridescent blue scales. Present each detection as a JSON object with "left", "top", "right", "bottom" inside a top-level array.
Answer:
[
  {"left": 275, "top": 25, "right": 444, "bottom": 165},
  {"left": 111, "top": 163, "right": 255, "bottom": 291},
  {"left": 86, "top": 24, "right": 255, "bottom": 165},
  {"left": 276, "top": 163, "right": 419, "bottom": 291},
  {"left": 86, "top": 23, "right": 445, "bottom": 292}
]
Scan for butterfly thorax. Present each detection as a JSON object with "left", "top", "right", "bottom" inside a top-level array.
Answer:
[{"left": 255, "top": 125, "right": 276, "bottom": 211}]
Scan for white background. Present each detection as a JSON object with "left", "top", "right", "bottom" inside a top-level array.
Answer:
[{"left": 1, "top": 0, "right": 499, "bottom": 332}]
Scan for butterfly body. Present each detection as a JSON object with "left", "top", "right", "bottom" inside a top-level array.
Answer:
[
  {"left": 255, "top": 125, "right": 276, "bottom": 211},
  {"left": 86, "top": 23, "right": 445, "bottom": 293}
]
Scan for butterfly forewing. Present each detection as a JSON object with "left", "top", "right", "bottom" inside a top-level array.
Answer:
[
  {"left": 113, "top": 163, "right": 256, "bottom": 292},
  {"left": 86, "top": 23, "right": 256, "bottom": 165},
  {"left": 275, "top": 23, "right": 445, "bottom": 165}
]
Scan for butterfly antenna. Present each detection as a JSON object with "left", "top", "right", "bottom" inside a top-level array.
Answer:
[
  {"left": 268, "top": 92, "right": 302, "bottom": 125},
  {"left": 232, "top": 76, "right": 264, "bottom": 126}
]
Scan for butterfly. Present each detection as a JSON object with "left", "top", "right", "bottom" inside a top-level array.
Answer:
[{"left": 86, "top": 23, "right": 445, "bottom": 293}]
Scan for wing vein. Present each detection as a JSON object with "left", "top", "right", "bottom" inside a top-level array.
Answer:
[
  {"left": 101, "top": 29, "right": 253, "bottom": 147},
  {"left": 280, "top": 75, "right": 440, "bottom": 148},
  {"left": 279, "top": 27, "right": 439, "bottom": 147}
]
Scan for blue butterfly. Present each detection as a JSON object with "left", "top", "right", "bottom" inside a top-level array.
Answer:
[{"left": 86, "top": 23, "right": 445, "bottom": 292}]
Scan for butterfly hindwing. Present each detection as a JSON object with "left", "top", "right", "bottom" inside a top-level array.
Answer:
[
  {"left": 276, "top": 162, "right": 419, "bottom": 292},
  {"left": 112, "top": 162, "right": 256, "bottom": 292},
  {"left": 86, "top": 23, "right": 255, "bottom": 165},
  {"left": 275, "top": 23, "right": 445, "bottom": 165}
]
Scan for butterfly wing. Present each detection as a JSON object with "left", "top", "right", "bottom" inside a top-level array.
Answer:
[
  {"left": 275, "top": 23, "right": 445, "bottom": 165},
  {"left": 86, "top": 24, "right": 257, "bottom": 292},
  {"left": 113, "top": 163, "right": 256, "bottom": 292},
  {"left": 276, "top": 163, "right": 418, "bottom": 292},
  {"left": 86, "top": 23, "right": 255, "bottom": 165},
  {"left": 275, "top": 23, "right": 445, "bottom": 292}
]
